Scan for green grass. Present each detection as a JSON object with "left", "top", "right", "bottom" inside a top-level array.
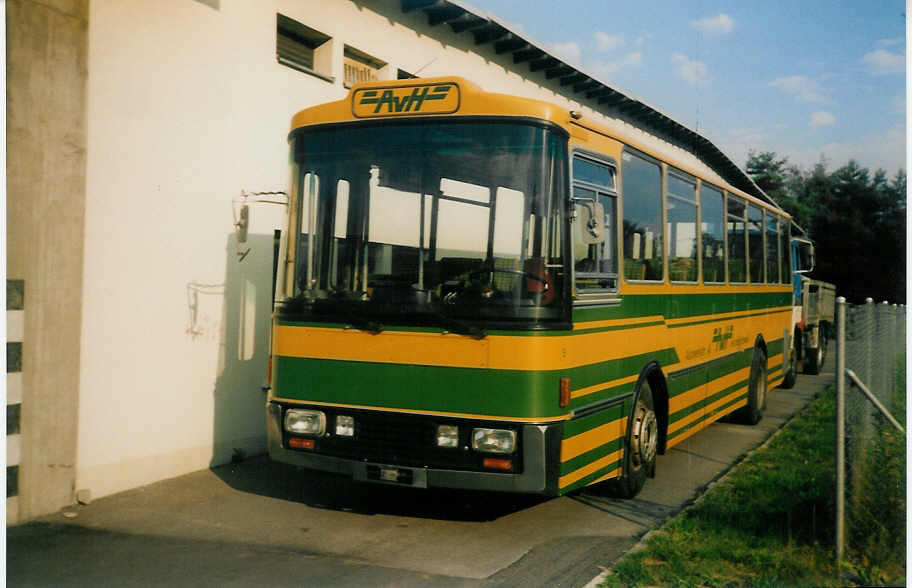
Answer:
[
  {"left": 604, "top": 374, "right": 906, "bottom": 587},
  {"left": 844, "top": 360, "right": 906, "bottom": 585}
]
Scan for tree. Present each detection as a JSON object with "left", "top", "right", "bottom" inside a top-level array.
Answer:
[{"left": 745, "top": 154, "right": 905, "bottom": 304}]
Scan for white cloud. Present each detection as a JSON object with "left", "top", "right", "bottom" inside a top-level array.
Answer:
[
  {"left": 718, "top": 125, "right": 905, "bottom": 175},
  {"left": 789, "top": 125, "right": 905, "bottom": 173},
  {"left": 769, "top": 75, "right": 829, "bottom": 104},
  {"left": 861, "top": 48, "right": 904, "bottom": 75},
  {"left": 548, "top": 41, "right": 581, "bottom": 63},
  {"left": 594, "top": 32, "right": 625, "bottom": 52},
  {"left": 692, "top": 14, "right": 735, "bottom": 36},
  {"left": 809, "top": 111, "right": 836, "bottom": 128},
  {"left": 671, "top": 53, "right": 709, "bottom": 85},
  {"left": 593, "top": 51, "right": 643, "bottom": 78}
]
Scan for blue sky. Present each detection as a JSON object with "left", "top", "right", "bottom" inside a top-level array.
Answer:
[{"left": 477, "top": 1, "right": 907, "bottom": 175}]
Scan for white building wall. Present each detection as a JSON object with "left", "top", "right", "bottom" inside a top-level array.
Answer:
[{"left": 77, "top": 0, "right": 723, "bottom": 499}]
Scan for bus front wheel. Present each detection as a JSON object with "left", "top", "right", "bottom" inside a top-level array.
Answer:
[{"left": 608, "top": 379, "right": 658, "bottom": 499}]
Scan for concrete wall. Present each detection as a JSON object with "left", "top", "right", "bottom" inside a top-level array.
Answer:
[
  {"left": 49, "top": 0, "right": 727, "bottom": 503},
  {"left": 6, "top": 0, "right": 90, "bottom": 522}
]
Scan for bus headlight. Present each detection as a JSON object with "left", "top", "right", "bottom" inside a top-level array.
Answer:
[
  {"left": 472, "top": 428, "right": 516, "bottom": 454},
  {"left": 436, "top": 424, "right": 459, "bottom": 448},
  {"left": 284, "top": 409, "right": 326, "bottom": 436}
]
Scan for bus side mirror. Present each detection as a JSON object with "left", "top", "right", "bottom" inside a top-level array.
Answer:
[
  {"left": 577, "top": 201, "right": 605, "bottom": 245},
  {"left": 794, "top": 239, "right": 815, "bottom": 274}
]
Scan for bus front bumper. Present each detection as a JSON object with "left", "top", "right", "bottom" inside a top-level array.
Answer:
[{"left": 266, "top": 402, "right": 559, "bottom": 495}]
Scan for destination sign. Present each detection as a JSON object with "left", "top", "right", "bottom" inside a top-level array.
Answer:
[{"left": 352, "top": 83, "right": 460, "bottom": 117}]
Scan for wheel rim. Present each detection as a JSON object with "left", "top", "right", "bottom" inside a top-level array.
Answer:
[
  {"left": 757, "top": 366, "right": 767, "bottom": 408},
  {"left": 631, "top": 400, "right": 658, "bottom": 469}
]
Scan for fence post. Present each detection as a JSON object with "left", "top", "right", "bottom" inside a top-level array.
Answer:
[
  {"left": 889, "top": 304, "right": 898, "bottom": 410},
  {"left": 835, "top": 296, "right": 846, "bottom": 566},
  {"left": 862, "top": 298, "right": 872, "bottom": 389}
]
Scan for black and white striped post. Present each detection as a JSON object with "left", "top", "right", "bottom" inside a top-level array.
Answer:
[{"left": 6, "top": 279, "right": 24, "bottom": 523}]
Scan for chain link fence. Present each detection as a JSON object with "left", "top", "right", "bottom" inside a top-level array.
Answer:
[{"left": 837, "top": 298, "right": 906, "bottom": 572}]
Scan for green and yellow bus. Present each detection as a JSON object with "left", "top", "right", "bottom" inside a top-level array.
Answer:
[{"left": 265, "top": 77, "right": 794, "bottom": 498}]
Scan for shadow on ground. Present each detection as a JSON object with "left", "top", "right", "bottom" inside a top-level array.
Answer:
[
  {"left": 8, "top": 522, "right": 473, "bottom": 588},
  {"left": 211, "top": 456, "right": 548, "bottom": 522}
]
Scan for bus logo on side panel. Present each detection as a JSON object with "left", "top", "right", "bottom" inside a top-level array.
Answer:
[{"left": 353, "top": 83, "right": 460, "bottom": 117}]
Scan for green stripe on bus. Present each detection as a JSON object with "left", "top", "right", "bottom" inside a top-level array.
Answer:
[
  {"left": 572, "top": 291, "right": 791, "bottom": 324},
  {"left": 666, "top": 308, "right": 792, "bottom": 329},
  {"left": 567, "top": 348, "right": 678, "bottom": 411},
  {"left": 560, "top": 460, "right": 623, "bottom": 494},
  {"left": 669, "top": 377, "right": 749, "bottom": 424},
  {"left": 275, "top": 348, "right": 677, "bottom": 419},
  {"left": 561, "top": 436, "right": 624, "bottom": 476},
  {"left": 572, "top": 320, "right": 667, "bottom": 335},
  {"left": 279, "top": 292, "right": 791, "bottom": 337},
  {"left": 668, "top": 393, "right": 748, "bottom": 441},
  {"left": 563, "top": 403, "right": 626, "bottom": 438}
]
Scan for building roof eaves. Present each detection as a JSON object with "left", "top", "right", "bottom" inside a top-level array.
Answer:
[{"left": 400, "top": 0, "right": 783, "bottom": 213}]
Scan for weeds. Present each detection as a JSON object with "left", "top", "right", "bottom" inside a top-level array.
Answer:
[{"left": 605, "top": 389, "right": 839, "bottom": 587}]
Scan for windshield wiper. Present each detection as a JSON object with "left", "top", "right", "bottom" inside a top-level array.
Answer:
[
  {"left": 427, "top": 308, "right": 486, "bottom": 340},
  {"left": 311, "top": 297, "right": 384, "bottom": 334}
]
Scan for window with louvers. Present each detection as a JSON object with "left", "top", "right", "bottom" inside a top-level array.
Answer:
[
  {"left": 276, "top": 14, "right": 331, "bottom": 80},
  {"left": 343, "top": 46, "right": 386, "bottom": 88}
]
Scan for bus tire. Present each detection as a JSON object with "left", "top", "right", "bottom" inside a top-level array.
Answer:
[
  {"left": 780, "top": 339, "right": 798, "bottom": 389},
  {"left": 735, "top": 348, "right": 767, "bottom": 425},
  {"left": 804, "top": 337, "right": 826, "bottom": 375},
  {"left": 607, "top": 378, "right": 658, "bottom": 499}
]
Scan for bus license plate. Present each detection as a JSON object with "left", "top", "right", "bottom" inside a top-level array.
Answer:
[{"left": 359, "top": 463, "right": 427, "bottom": 488}]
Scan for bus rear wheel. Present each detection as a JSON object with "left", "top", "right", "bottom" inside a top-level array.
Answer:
[
  {"left": 780, "top": 340, "right": 798, "bottom": 389},
  {"left": 734, "top": 348, "right": 767, "bottom": 425},
  {"left": 607, "top": 379, "right": 658, "bottom": 499},
  {"left": 804, "top": 337, "right": 826, "bottom": 375}
]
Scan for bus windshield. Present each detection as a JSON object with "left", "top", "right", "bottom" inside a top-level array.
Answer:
[{"left": 285, "top": 120, "right": 568, "bottom": 328}]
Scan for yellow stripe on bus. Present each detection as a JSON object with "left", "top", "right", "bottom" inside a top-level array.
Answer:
[
  {"left": 668, "top": 385, "right": 748, "bottom": 446},
  {"left": 671, "top": 396, "right": 749, "bottom": 447},
  {"left": 559, "top": 449, "right": 623, "bottom": 488},
  {"left": 668, "top": 366, "right": 750, "bottom": 417},
  {"left": 560, "top": 418, "right": 627, "bottom": 462},
  {"left": 571, "top": 374, "right": 638, "bottom": 400},
  {"left": 275, "top": 323, "right": 678, "bottom": 371},
  {"left": 588, "top": 467, "right": 622, "bottom": 486},
  {"left": 573, "top": 315, "right": 665, "bottom": 331},
  {"left": 664, "top": 306, "right": 792, "bottom": 326},
  {"left": 275, "top": 314, "right": 790, "bottom": 373}
]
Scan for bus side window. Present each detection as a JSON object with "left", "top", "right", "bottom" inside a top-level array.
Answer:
[
  {"left": 747, "top": 203, "right": 764, "bottom": 284},
  {"left": 726, "top": 194, "right": 747, "bottom": 283},
  {"left": 667, "top": 170, "right": 698, "bottom": 283},
  {"left": 701, "top": 183, "right": 725, "bottom": 283},
  {"left": 572, "top": 155, "right": 617, "bottom": 291},
  {"left": 779, "top": 216, "right": 790, "bottom": 284},
  {"left": 765, "top": 210, "right": 779, "bottom": 284},
  {"left": 622, "top": 151, "right": 663, "bottom": 281}
]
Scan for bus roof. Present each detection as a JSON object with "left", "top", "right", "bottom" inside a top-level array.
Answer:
[
  {"left": 290, "top": 76, "right": 790, "bottom": 218},
  {"left": 290, "top": 76, "right": 569, "bottom": 129}
]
